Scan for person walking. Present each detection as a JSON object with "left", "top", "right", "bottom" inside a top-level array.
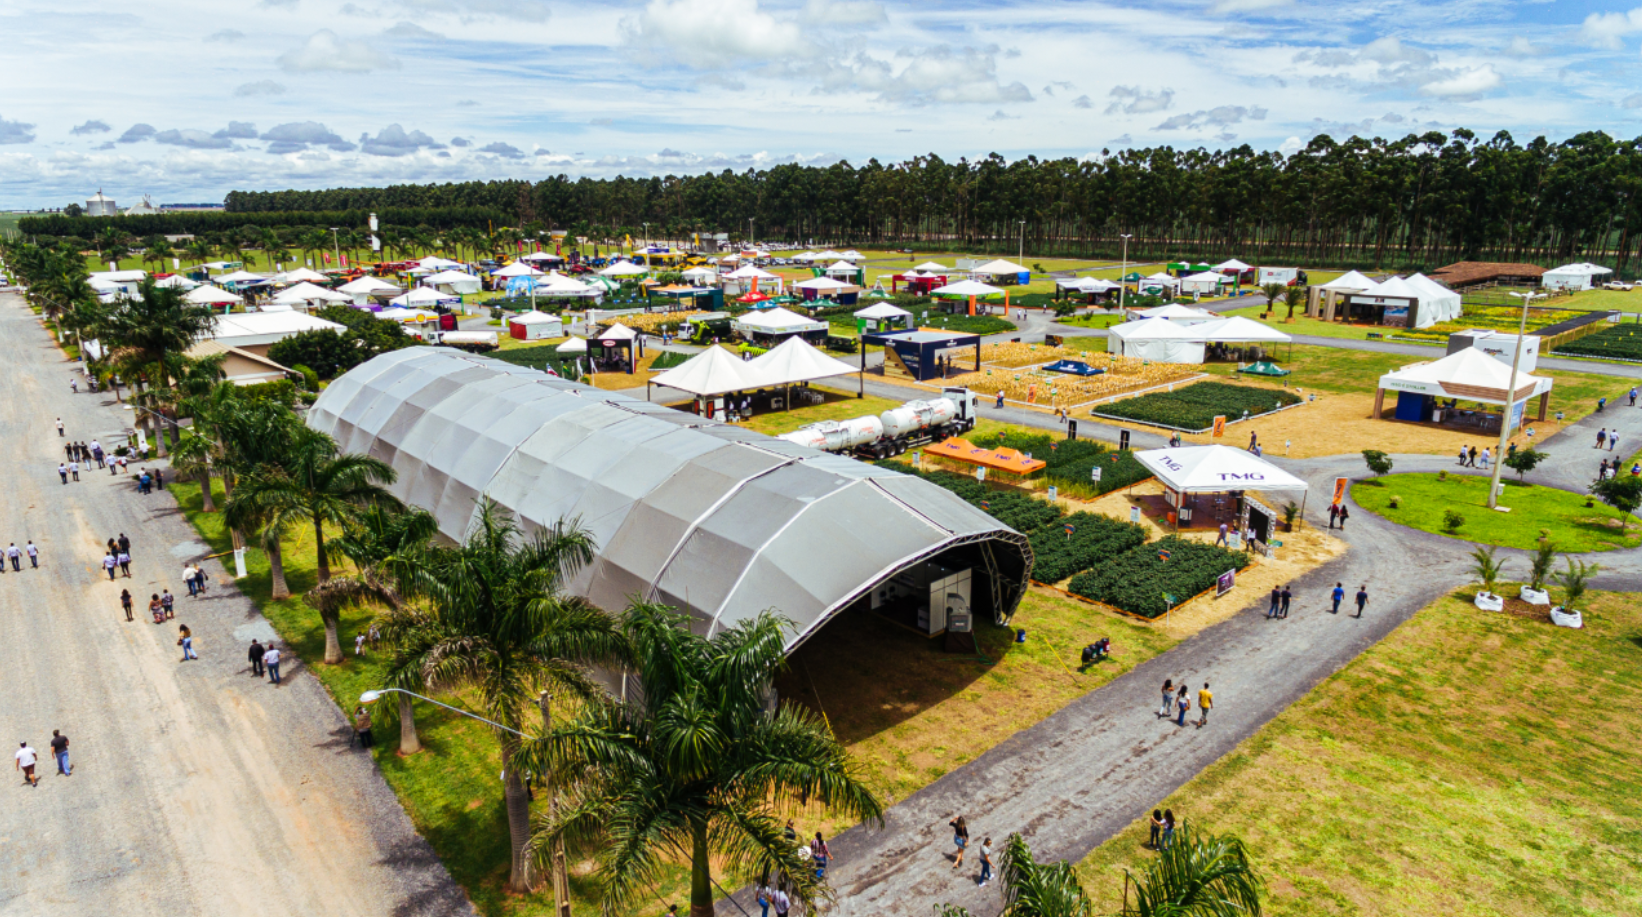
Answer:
[
  {"left": 264, "top": 643, "right": 282, "bottom": 685},
  {"left": 1175, "top": 684, "right": 1190, "bottom": 727},
  {"left": 55, "top": 417, "right": 64, "bottom": 437},
  {"left": 154, "top": 467, "right": 164, "bottom": 490},
  {"left": 120, "top": 589, "right": 134, "bottom": 622},
  {"left": 756, "top": 884, "right": 772, "bottom": 917},
  {"left": 1149, "top": 809, "right": 1165, "bottom": 849},
  {"left": 353, "top": 706, "right": 374, "bottom": 749},
  {"left": 1160, "top": 810, "right": 1176, "bottom": 850},
  {"left": 811, "top": 831, "right": 831, "bottom": 872},
  {"left": 771, "top": 886, "right": 790, "bottom": 917},
  {"left": 70, "top": 378, "right": 78, "bottom": 394},
  {"left": 69, "top": 460, "right": 80, "bottom": 482},
  {"left": 49, "top": 731, "right": 70, "bottom": 776},
  {"left": 354, "top": 633, "right": 367, "bottom": 657},
  {"left": 1599, "top": 458, "right": 1611, "bottom": 481},
  {"left": 1479, "top": 447, "right": 1491, "bottom": 470},
  {"left": 1267, "top": 586, "right": 1281, "bottom": 619},
  {"left": 1610, "top": 434, "right": 1619, "bottom": 453},
  {"left": 90, "top": 441, "right": 103, "bottom": 468},
  {"left": 1216, "top": 522, "right": 1228, "bottom": 546},
  {"left": 1331, "top": 582, "right": 1345, "bottom": 614},
  {"left": 1355, "top": 585, "right": 1369, "bottom": 618},
  {"left": 949, "top": 815, "right": 970, "bottom": 869},
  {"left": 178, "top": 624, "right": 197, "bottom": 661},
  {"left": 117, "top": 551, "right": 131, "bottom": 578},
  {"left": 160, "top": 589, "right": 174, "bottom": 619},
  {"left": 149, "top": 594, "right": 164, "bottom": 625},
  {"left": 1597, "top": 428, "right": 1608, "bottom": 449},
  {"left": 183, "top": 564, "right": 198, "bottom": 597},
  {"left": 1457, "top": 446, "right": 1468, "bottom": 466},
  {"left": 16, "top": 741, "right": 39, "bottom": 787},
  {"left": 26, "top": 541, "right": 38, "bottom": 569},
  {"left": 1158, "top": 678, "right": 1175, "bottom": 717},
  {"left": 102, "top": 553, "right": 117, "bottom": 581},
  {"left": 1630, "top": 387, "right": 1637, "bottom": 407},
  {"left": 6, "top": 544, "right": 19, "bottom": 572},
  {"left": 57, "top": 462, "right": 68, "bottom": 485},
  {"left": 1337, "top": 504, "right": 1349, "bottom": 529},
  {"left": 995, "top": 390, "right": 1004, "bottom": 409},
  {"left": 978, "top": 837, "right": 993, "bottom": 887},
  {"left": 1280, "top": 584, "right": 1293, "bottom": 618},
  {"left": 248, "top": 639, "right": 265, "bottom": 677},
  {"left": 1599, "top": 396, "right": 1608, "bottom": 412},
  {"left": 1328, "top": 503, "right": 1339, "bottom": 529},
  {"left": 1197, "top": 682, "right": 1213, "bottom": 728},
  {"left": 117, "top": 533, "right": 130, "bottom": 559}
]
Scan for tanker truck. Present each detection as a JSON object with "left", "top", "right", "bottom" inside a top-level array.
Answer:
[{"left": 777, "top": 387, "right": 977, "bottom": 459}]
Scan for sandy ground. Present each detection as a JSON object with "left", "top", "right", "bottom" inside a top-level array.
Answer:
[{"left": 0, "top": 294, "right": 472, "bottom": 917}]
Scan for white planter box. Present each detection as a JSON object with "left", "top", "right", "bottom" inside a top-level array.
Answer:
[
  {"left": 1474, "top": 591, "right": 1504, "bottom": 612},
  {"left": 1520, "top": 586, "right": 1551, "bottom": 606},
  {"left": 1550, "top": 606, "right": 1584, "bottom": 629}
]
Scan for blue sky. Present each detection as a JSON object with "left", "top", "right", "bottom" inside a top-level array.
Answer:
[{"left": 2, "top": 0, "right": 1640, "bottom": 208}]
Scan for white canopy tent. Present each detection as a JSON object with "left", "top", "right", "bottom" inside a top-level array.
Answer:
[
  {"left": 556, "top": 336, "right": 589, "bottom": 354},
  {"left": 1319, "top": 270, "right": 1374, "bottom": 292},
  {"left": 1543, "top": 262, "right": 1613, "bottom": 291},
  {"left": 733, "top": 306, "right": 826, "bottom": 337},
  {"left": 649, "top": 345, "right": 761, "bottom": 397},
  {"left": 725, "top": 265, "right": 779, "bottom": 281},
  {"left": 823, "top": 260, "right": 860, "bottom": 278},
  {"left": 1342, "top": 275, "right": 1458, "bottom": 329},
  {"left": 970, "top": 259, "right": 1029, "bottom": 278},
  {"left": 1179, "top": 271, "right": 1232, "bottom": 295},
  {"left": 912, "top": 261, "right": 951, "bottom": 273},
  {"left": 1107, "top": 318, "right": 1206, "bottom": 363},
  {"left": 538, "top": 274, "right": 600, "bottom": 298},
  {"left": 153, "top": 274, "right": 198, "bottom": 290},
  {"left": 853, "top": 302, "right": 911, "bottom": 320},
  {"left": 1130, "top": 303, "right": 1220, "bottom": 324},
  {"left": 273, "top": 281, "right": 352, "bottom": 307},
  {"left": 795, "top": 276, "right": 853, "bottom": 292},
  {"left": 1189, "top": 316, "right": 1294, "bottom": 344},
  {"left": 422, "top": 270, "right": 482, "bottom": 296},
  {"left": 1406, "top": 273, "right": 1462, "bottom": 324},
  {"left": 507, "top": 310, "right": 564, "bottom": 340},
  {"left": 184, "top": 284, "right": 242, "bottom": 305},
  {"left": 519, "top": 251, "right": 562, "bottom": 264},
  {"left": 1213, "top": 259, "right": 1253, "bottom": 273},
  {"left": 1139, "top": 272, "right": 1181, "bottom": 294},
  {"left": 931, "top": 279, "right": 1004, "bottom": 298},
  {"left": 491, "top": 262, "right": 545, "bottom": 278},
  {"left": 599, "top": 261, "right": 649, "bottom": 277},
  {"left": 215, "top": 270, "right": 265, "bottom": 285},
  {"left": 1309, "top": 270, "right": 1375, "bottom": 320},
  {"left": 682, "top": 266, "right": 720, "bottom": 284},
  {"left": 840, "top": 250, "right": 867, "bottom": 262},
  {"left": 746, "top": 336, "right": 858, "bottom": 386},
  {"left": 390, "top": 287, "right": 459, "bottom": 308},
  {"left": 416, "top": 256, "right": 465, "bottom": 271},
  {"left": 1375, "top": 346, "right": 1552, "bottom": 428},
  {"left": 275, "top": 267, "right": 330, "bottom": 284},
  {"left": 1135, "top": 445, "right": 1308, "bottom": 493}
]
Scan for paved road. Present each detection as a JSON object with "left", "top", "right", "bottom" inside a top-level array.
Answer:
[{"left": 0, "top": 293, "right": 473, "bottom": 917}]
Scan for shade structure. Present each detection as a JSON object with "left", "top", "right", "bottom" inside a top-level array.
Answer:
[
  {"left": 184, "top": 284, "right": 242, "bottom": 305},
  {"left": 599, "top": 261, "right": 648, "bottom": 277},
  {"left": 90, "top": 269, "right": 146, "bottom": 283},
  {"left": 508, "top": 310, "right": 563, "bottom": 340},
  {"left": 1107, "top": 318, "right": 1206, "bottom": 363},
  {"left": 732, "top": 307, "right": 826, "bottom": 336},
  {"left": 1213, "top": 259, "right": 1253, "bottom": 272},
  {"left": 1543, "top": 262, "right": 1613, "bottom": 291},
  {"left": 970, "top": 259, "right": 1029, "bottom": 276},
  {"left": 924, "top": 438, "right": 1047, "bottom": 475},
  {"left": 840, "top": 250, "right": 867, "bottom": 262},
  {"left": 338, "top": 275, "right": 400, "bottom": 295},
  {"left": 538, "top": 274, "right": 599, "bottom": 297},
  {"left": 417, "top": 256, "right": 465, "bottom": 271},
  {"left": 931, "top": 279, "right": 1004, "bottom": 298},
  {"left": 913, "top": 261, "right": 950, "bottom": 272},
  {"left": 824, "top": 260, "right": 858, "bottom": 274},
  {"left": 1377, "top": 347, "right": 1551, "bottom": 405},
  {"left": 390, "top": 287, "right": 457, "bottom": 308},
  {"left": 1344, "top": 275, "right": 1458, "bottom": 328},
  {"left": 1188, "top": 316, "right": 1294, "bottom": 343},
  {"left": 273, "top": 281, "right": 352, "bottom": 305},
  {"left": 422, "top": 270, "right": 482, "bottom": 295},
  {"left": 854, "top": 302, "right": 912, "bottom": 320},
  {"left": 725, "top": 265, "right": 779, "bottom": 281},
  {"left": 649, "top": 345, "right": 761, "bottom": 396},
  {"left": 1179, "top": 271, "right": 1231, "bottom": 294},
  {"left": 306, "top": 347, "right": 1032, "bottom": 649},
  {"left": 153, "top": 274, "right": 198, "bottom": 290},
  {"left": 1135, "top": 445, "right": 1308, "bottom": 494},
  {"left": 491, "top": 262, "right": 545, "bottom": 278},
  {"left": 556, "top": 336, "right": 589, "bottom": 353},
  {"left": 519, "top": 251, "right": 561, "bottom": 263},
  {"left": 745, "top": 336, "right": 857, "bottom": 385},
  {"left": 209, "top": 311, "right": 346, "bottom": 349},
  {"left": 795, "top": 276, "right": 853, "bottom": 292},
  {"left": 215, "top": 270, "right": 264, "bottom": 284},
  {"left": 682, "top": 266, "right": 720, "bottom": 283},
  {"left": 276, "top": 267, "right": 330, "bottom": 284},
  {"left": 1059, "top": 277, "right": 1118, "bottom": 292},
  {"left": 1317, "top": 270, "right": 1373, "bottom": 291},
  {"left": 1131, "top": 303, "right": 1219, "bottom": 324},
  {"left": 596, "top": 323, "right": 637, "bottom": 342}
]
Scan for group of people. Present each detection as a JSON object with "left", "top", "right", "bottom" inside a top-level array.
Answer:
[
  {"left": 1596, "top": 456, "right": 1640, "bottom": 480},
  {"left": 119, "top": 588, "right": 175, "bottom": 623},
  {"left": 1326, "top": 503, "right": 1351, "bottom": 529},
  {"left": 100, "top": 534, "right": 133, "bottom": 580},
  {"left": 945, "top": 815, "right": 993, "bottom": 886},
  {"left": 752, "top": 820, "right": 834, "bottom": 917},
  {"left": 0, "top": 541, "right": 40, "bottom": 572},
  {"left": 14, "top": 732, "right": 71, "bottom": 786},
  {"left": 1456, "top": 444, "right": 1492, "bottom": 469},
  {"left": 246, "top": 638, "right": 285, "bottom": 686},
  {"left": 1596, "top": 428, "right": 1621, "bottom": 453},
  {"left": 1148, "top": 808, "right": 1179, "bottom": 850},
  {"left": 1269, "top": 583, "right": 1369, "bottom": 618},
  {"left": 1156, "top": 679, "right": 1213, "bottom": 728}
]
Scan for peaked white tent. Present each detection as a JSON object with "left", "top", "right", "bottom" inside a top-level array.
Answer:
[
  {"left": 912, "top": 261, "right": 951, "bottom": 272},
  {"left": 276, "top": 267, "right": 330, "bottom": 284},
  {"left": 970, "top": 259, "right": 1029, "bottom": 277},
  {"left": 273, "top": 281, "right": 352, "bottom": 306},
  {"left": 1130, "top": 303, "right": 1219, "bottom": 324},
  {"left": 1406, "top": 274, "right": 1462, "bottom": 324},
  {"left": 682, "top": 266, "right": 720, "bottom": 284},
  {"left": 840, "top": 250, "right": 867, "bottom": 262},
  {"left": 1343, "top": 275, "right": 1458, "bottom": 329},
  {"left": 1134, "top": 446, "right": 1308, "bottom": 512},
  {"left": 746, "top": 336, "right": 858, "bottom": 386},
  {"left": 1310, "top": 269, "right": 1376, "bottom": 320},
  {"left": 507, "top": 309, "right": 564, "bottom": 340},
  {"left": 1213, "top": 259, "right": 1253, "bottom": 273},
  {"left": 1375, "top": 346, "right": 1552, "bottom": 428},
  {"left": 599, "top": 261, "right": 648, "bottom": 277},
  {"left": 795, "top": 276, "right": 853, "bottom": 292},
  {"left": 519, "top": 251, "right": 562, "bottom": 264},
  {"left": 1318, "top": 270, "right": 1374, "bottom": 291},
  {"left": 1107, "top": 318, "right": 1205, "bottom": 363},
  {"left": 153, "top": 274, "right": 198, "bottom": 290},
  {"left": 733, "top": 307, "right": 826, "bottom": 337},
  {"left": 1188, "top": 316, "right": 1293, "bottom": 343},
  {"left": 649, "top": 345, "right": 760, "bottom": 397},
  {"left": 491, "top": 262, "right": 545, "bottom": 278},
  {"left": 854, "top": 302, "right": 911, "bottom": 320},
  {"left": 556, "top": 336, "right": 588, "bottom": 353},
  {"left": 390, "top": 287, "right": 458, "bottom": 308},
  {"left": 417, "top": 256, "right": 465, "bottom": 271},
  {"left": 216, "top": 270, "right": 265, "bottom": 285},
  {"left": 184, "top": 284, "right": 242, "bottom": 305},
  {"left": 339, "top": 275, "right": 399, "bottom": 295},
  {"left": 1179, "top": 271, "right": 1232, "bottom": 295},
  {"left": 725, "top": 265, "right": 779, "bottom": 281},
  {"left": 539, "top": 274, "right": 599, "bottom": 297},
  {"left": 823, "top": 260, "right": 859, "bottom": 277},
  {"left": 423, "top": 269, "right": 482, "bottom": 295},
  {"left": 1543, "top": 262, "right": 1613, "bottom": 291},
  {"left": 931, "top": 279, "right": 1004, "bottom": 298}
]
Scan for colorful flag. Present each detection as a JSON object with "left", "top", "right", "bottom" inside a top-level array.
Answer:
[
  {"left": 1064, "top": 523, "right": 1075, "bottom": 536},
  {"left": 1158, "top": 548, "right": 1172, "bottom": 561}
]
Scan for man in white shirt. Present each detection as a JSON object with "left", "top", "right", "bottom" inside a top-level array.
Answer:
[
  {"left": 16, "top": 741, "right": 39, "bottom": 787},
  {"left": 26, "top": 541, "right": 38, "bottom": 568},
  {"left": 264, "top": 644, "right": 283, "bottom": 686}
]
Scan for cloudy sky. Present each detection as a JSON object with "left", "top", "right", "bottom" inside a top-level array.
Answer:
[{"left": 2, "top": 0, "right": 1640, "bottom": 208}]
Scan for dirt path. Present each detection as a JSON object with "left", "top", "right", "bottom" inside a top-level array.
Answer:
[{"left": 0, "top": 293, "right": 473, "bottom": 917}]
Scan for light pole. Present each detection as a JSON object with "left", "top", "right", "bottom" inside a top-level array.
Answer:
[
  {"left": 329, "top": 227, "right": 342, "bottom": 270},
  {"left": 748, "top": 217, "right": 755, "bottom": 249},
  {"left": 1488, "top": 291, "right": 1539, "bottom": 509},
  {"left": 1018, "top": 220, "right": 1026, "bottom": 264},
  {"left": 360, "top": 688, "right": 529, "bottom": 737},
  {"left": 1118, "top": 233, "right": 1133, "bottom": 312}
]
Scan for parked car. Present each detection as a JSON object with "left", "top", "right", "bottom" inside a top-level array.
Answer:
[{"left": 1604, "top": 280, "right": 1635, "bottom": 291}]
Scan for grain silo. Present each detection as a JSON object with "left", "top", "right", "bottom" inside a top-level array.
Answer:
[{"left": 85, "top": 190, "right": 117, "bottom": 217}]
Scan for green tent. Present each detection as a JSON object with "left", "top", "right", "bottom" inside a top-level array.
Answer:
[
  {"left": 1124, "top": 271, "right": 1145, "bottom": 282},
  {"left": 1240, "top": 360, "right": 1290, "bottom": 377}
]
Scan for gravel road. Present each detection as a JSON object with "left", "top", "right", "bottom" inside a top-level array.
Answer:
[{"left": 0, "top": 292, "right": 474, "bottom": 917}]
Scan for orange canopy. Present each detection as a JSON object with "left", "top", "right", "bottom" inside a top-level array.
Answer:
[{"left": 924, "top": 437, "right": 1046, "bottom": 475}]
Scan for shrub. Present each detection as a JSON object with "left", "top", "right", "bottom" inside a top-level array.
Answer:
[
  {"left": 1095, "top": 381, "right": 1300, "bottom": 431},
  {"left": 969, "top": 431, "right": 1151, "bottom": 495},
  {"left": 1067, "top": 536, "right": 1250, "bottom": 619},
  {"left": 489, "top": 345, "right": 584, "bottom": 381},
  {"left": 886, "top": 464, "right": 1064, "bottom": 532},
  {"left": 238, "top": 378, "right": 299, "bottom": 406},
  {"left": 1443, "top": 509, "right": 1464, "bottom": 533},
  {"left": 1590, "top": 475, "right": 1642, "bottom": 530},
  {"left": 1363, "top": 449, "right": 1394, "bottom": 477},
  {"left": 1556, "top": 324, "right": 1642, "bottom": 361},
  {"left": 1504, "top": 447, "right": 1549, "bottom": 481},
  {"left": 1389, "top": 495, "right": 1401, "bottom": 509},
  {"left": 1026, "top": 512, "right": 1148, "bottom": 583},
  {"left": 289, "top": 363, "right": 321, "bottom": 392}
]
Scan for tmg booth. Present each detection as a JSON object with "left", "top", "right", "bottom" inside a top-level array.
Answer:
[{"left": 1373, "top": 348, "right": 1552, "bottom": 431}]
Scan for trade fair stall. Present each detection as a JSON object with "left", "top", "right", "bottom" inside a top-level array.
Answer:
[
  {"left": 1542, "top": 262, "right": 1613, "bottom": 291},
  {"left": 508, "top": 310, "right": 565, "bottom": 341},
  {"left": 1139, "top": 272, "right": 1181, "bottom": 296},
  {"left": 968, "top": 259, "right": 1030, "bottom": 285},
  {"left": 1179, "top": 271, "right": 1233, "bottom": 296},
  {"left": 794, "top": 276, "right": 859, "bottom": 305},
  {"left": 592, "top": 323, "right": 638, "bottom": 374},
  {"left": 390, "top": 287, "right": 459, "bottom": 310},
  {"left": 1107, "top": 318, "right": 1205, "bottom": 363},
  {"left": 823, "top": 260, "right": 865, "bottom": 285},
  {"left": 273, "top": 281, "right": 352, "bottom": 310},
  {"left": 1213, "top": 259, "right": 1255, "bottom": 284},
  {"left": 184, "top": 284, "right": 242, "bottom": 307},
  {"left": 861, "top": 329, "right": 982, "bottom": 381},
  {"left": 1133, "top": 445, "right": 1309, "bottom": 542},
  {"left": 1306, "top": 270, "right": 1374, "bottom": 320},
  {"left": 1373, "top": 347, "right": 1552, "bottom": 431},
  {"left": 649, "top": 338, "right": 859, "bottom": 414},
  {"left": 423, "top": 270, "right": 482, "bottom": 296},
  {"left": 338, "top": 275, "right": 400, "bottom": 307},
  {"left": 154, "top": 274, "right": 199, "bottom": 291},
  {"left": 853, "top": 302, "right": 913, "bottom": 334},
  {"left": 1338, "top": 275, "right": 1461, "bottom": 329},
  {"left": 275, "top": 267, "right": 330, "bottom": 284},
  {"left": 732, "top": 307, "right": 827, "bottom": 346},
  {"left": 491, "top": 262, "right": 545, "bottom": 279},
  {"left": 931, "top": 279, "right": 1006, "bottom": 316},
  {"left": 1129, "top": 303, "right": 1220, "bottom": 324}
]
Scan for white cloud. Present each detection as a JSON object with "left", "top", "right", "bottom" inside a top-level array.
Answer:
[
  {"left": 1278, "top": 136, "right": 1304, "bottom": 155},
  {"left": 1105, "top": 85, "right": 1173, "bottom": 116},
  {"left": 235, "top": 80, "right": 287, "bottom": 97},
  {"left": 383, "top": 21, "right": 442, "bottom": 39},
  {"left": 207, "top": 29, "right": 246, "bottom": 43},
  {"left": 0, "top": 115, "right": 35, "bottom": 145},
  {"left": 1209, "top": 0, "right": 1291, "bottom": 13},
  {"left": 1420, "top": 65, "right": 1499, "bottom": 98},
  {"left": 262, "top": 121, "right": 354, "bottom": 153},
  {"left": 450, "top": 136, "right": 472, "bottom": 147},
  {"left": 801, "top": 0, "right": 884, "bottom": 26},
  {"left": 1581, "top": 9, "right": 1642, "bottom": 51},
  {"left": 215, "top": 122, "right": 259, "bottom": 140},
  {"left": 391, "top": 0, "right": 551, "bottom": 22},
  {"left": 70, "top": 120, "right": 111, "bottom": 135},
  {"left": 826, "top": 46, "right": 1032, "bottom": 104},
  {"left": 476, "top": 141, "right": 527, "bottom": 158},
  {"left": 118, "top": 124, "right": 157, "bottom": 143},
  {"left": 155, "top": 128, "right": 235, "bottom": 150},
  {"left": 1624, "top": 93, "right": 1642, "bottom": 110},
  {"left": 278, "top": 29, "right": 402, "bottom": 73},
  {"left": 622, "top": 0, "right": 809, "bottom": 67},
  {"left": 1156, "top": 105, "right": 1266, "bottom": 130},
  {"left": 359, "top": 123, "right": 445, "bottom": 156},
  {"left": 1072, "top": 95, "right": 1092, "bottom": 109},
  {"left": 1360, "top": 37, "right": 1433, "bottom": 67}
]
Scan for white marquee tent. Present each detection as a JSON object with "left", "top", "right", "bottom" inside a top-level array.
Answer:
[
  {"left": 1374, "top": 346, "right": 1553, "bottom": 427},
  {"left": 556, "top": 336, "right": 588, "bottom": 354},
  {"left": 491, "top": 262, "right": 545, "bottom": 278},
  {"left": 795, "top": 276, "right": 853, "bottom": 292},
  {"left": 599, "top": 261, "right": 649, "bottom": 277},
  {"left": 1542, "top": 262, "right": 1613, "bottom": 291},
  {"left": 1189, "top": 316, "right": 1294, "bottom": 344},
  {"left": 1107, "top": 318, "right": 1205, "bottom": 362},
  {"left": 733, "top": 307, "right": 826, "bottom": 337},
  {"left": 184, "top": 284, "right": 242, "bottom": 305},
  {"left": 746, "top": 336, "right": 857, "bottom": 386},
  {"left": 1135, "top": 445, "right": 1308, "bottom": 494},
  {"left": 273, "top": 281, "right": 352, "bottom": 306},
  {"left": 423, "top": 270, "right": 482, "bottom": 296},
  {"left": 276, "top": 267, "right": 330, "bottom": 284},
  {"left": 1179, "top": 271, "right": 1232, "bottom": 295},
  {"left": 416, "top": 256, "right": 465, "bottom": 271},
  {"left": 649, "top": 344, "right": 759, "bottom": 397},
  {"left": 1130, "top": 303, "right": 1220, "bottom": 324},
  {"left": 390, "top": 287, "right": 458, "bottom": 308},
  {"left": 153, "top": 274, "right": 199, "bottom": 290}
]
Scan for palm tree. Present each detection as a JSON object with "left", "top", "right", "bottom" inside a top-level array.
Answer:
[
  {"left": 225, "top": 426, "right": 400, "bottom": 660},
  {"left": 1257, "top": 283, "right": 1285, "bottom": 317},
  {"left": 100, "top": 277, "right": 217, "bottom": 396},
  {"left": 523, "top": 603, "right": 883, "bottom": 917},
  {"left": 374, "top": 500, "right": 626, "bottom": 891},
  {"left": 185, "top": 237, "right": 214, "bottom": 268},
  {"left": 1552, "top": 557, "right": 1600, "bottom": 612},
  {"left": 1282, "top": 285, "right": 1306, "bottom": 322},
  {"left": 1469, "top": 545, "right": 1506, "bottom": 598},
  {"left": 1120, "top": 822, "right": 1263, "bottom": 917}
]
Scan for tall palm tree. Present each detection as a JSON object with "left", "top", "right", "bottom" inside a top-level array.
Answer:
[
  {"left": 225, "top": 426, "right": 400, "bottom": 660},
  {"left": 100, "top": 277, "right": 217, "bottom": 395},
  {"left": 1120, "top": 822, "right": 1263, "bottom": 917},
  {"left": 375, "top": 500, "right": 624, "bottom": 892},
  {"left": 523, "top": 604, "right": 883, "bottom": 917}
]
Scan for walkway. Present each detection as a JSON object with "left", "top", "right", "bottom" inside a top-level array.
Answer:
[{"left": 0, "top": 293, "right": 473, "bottom": 917}]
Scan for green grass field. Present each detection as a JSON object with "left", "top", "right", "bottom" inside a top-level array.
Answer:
[
  {"left": 1076, "top": 588, "right": 1642, "bottom": 917},
  {"left": 1352, "top": 473, "right": 1642, "bottom": 552},
  {"left": 1560, "top": 288, "right": 1642, "bottom": 312}
]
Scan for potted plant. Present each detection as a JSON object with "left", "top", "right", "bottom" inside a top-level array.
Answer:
[
  {"left": 1521, "top": 539, "right": 1555, "bottom": 605},
  {"left": 1550, "top": 556, "right": 1598, "bottom": 628},
  {"left": 1470, "top": 545, "right": 1505, "bottom": 611},
  {"left": 1281, "top": 501, "right": 1300, "bottom": 532}
]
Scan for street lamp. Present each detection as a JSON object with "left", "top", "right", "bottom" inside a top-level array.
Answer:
[
  {"left": 1118, "top": 233, "right": 1133, "bottom": 312},
  {"left": 329, "top": 227, "right": 342, "bottom": 270},
  {"left": 360, "top": 688, "right": 530, "bottom": 738},
  {"left": 1488, "top": 291, "right": 1539, "bottom": 509}
]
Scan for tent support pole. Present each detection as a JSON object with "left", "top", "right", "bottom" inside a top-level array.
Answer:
[
  {"left": 646, "top": 381, "right": 651, "bottom": 402},
  {"left": 1298, "top": 490, "right": 1307, "bottom": 532}
]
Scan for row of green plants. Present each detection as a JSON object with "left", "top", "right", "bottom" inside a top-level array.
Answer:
[
  {"left": 1095, "top": 381, "right": 1302, "bottom": 432},
  {"left": 1068, "top": 536, "right": 1251, "bottom": 619},
  {"left": 889, "top": 464, "right": 1066, "bottom": 533},
  {"left": 1554, "top": 322, "right": 1642, "bottom": 360},
  {"left": 490, "top": 345, "right": 587, "bottom": 380},
  {"left": 970, "top": 430, "right": 1153, "bottom": 497},
  {"left": 1026, "top": 512, "right": 1149, "bottom": 584}
]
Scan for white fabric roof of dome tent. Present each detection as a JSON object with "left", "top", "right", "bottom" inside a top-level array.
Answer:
[
  {"left": 1187, "top": 316, "right": 1293, "bottom": 343},
  {"left": 276, "top": 267, "right": 330, "bottom": 284},
  {"left": 1107, "top": 317, "right": 1207, "bottom": 363},
  {"left": 1378, "top": 347, "right": 1551, "bottom": 405},
  {"left": 596, "top": 323, "right": 637, "bottom": 341},
  {"left": 509, "top": 310, "right": 561, "bottom": 326},
  {"left": 90, "top": 269, "right": 146, "bottom": 283},
  {"left": 1318, "top": 270, "right": 1374, "bottom": 291},
  {"left": 1213, "top": 259, "right": 1253, "bottom": 272},
  {"left": 744, "top": 336, "right": 857, "bottom": 385},
  {"left": 338, "top": 276, "right": 400, "bottom": 294},
  {"left": 1134, "top": 445, "right": 1308, "bottom": 493},
  {"left": 824, "top": 261, "right": 859, "bottom": 273},
  {"left": 184, "top": 284, "right": 242, "bottom": 305},
  {"left": 840, "top": 250, "right": 867, "bottom": 262},
  {"left": 216, "top": 270, "right": 264, "bottom": 284},
  {"left": 274, "top": 281, "right": 352, "bottom": 304},
  {"left": 417, "top": 256, "right": 465, "bottom": 271},
  {"left": 853, "top": 302, "right": 912, "bottom": 319},
  {"left": 1406, "top": 273, "right": 1462, "bottom": 323},
  {"left": 682, "top": 266, "right": 719, "bottom": 281},
  {"left": 734, "top": 307, "right": 825, "bottom": 332},
  {"left": 519, "top": 251, "right": 561, "bottom": 263},
  {"left": 931, "top": 279, "right": 1005, "bottom": 297},
  {"left": 650, "top": 345, "right": 761, "bottom": 396},
  {"left": 491, "top": 262, "right": 545, "bottom": 278},
  {"left": 725, "top": 265, "right": 779, "bottom": 280},
  {"left": 305, "top": 347, "right": 1031, "bottom": 650},
  {"left": 556, "top": 336, "right": 588, "bottom": 353}
]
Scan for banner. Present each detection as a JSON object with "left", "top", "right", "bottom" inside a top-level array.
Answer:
[
  {"left": 1216, "top": 568, "right": 1236, "bottom": 597},
  {"left": 1332, "top": 477, "right": 1348, "bottom": 506},
  {"left": 1212, "top": 415, "right": 1227, "bottom": 437}
]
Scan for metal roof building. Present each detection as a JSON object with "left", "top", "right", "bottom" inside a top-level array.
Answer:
[{"left": 307, "top": 348, "right": 1032, "bottom": 650}]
